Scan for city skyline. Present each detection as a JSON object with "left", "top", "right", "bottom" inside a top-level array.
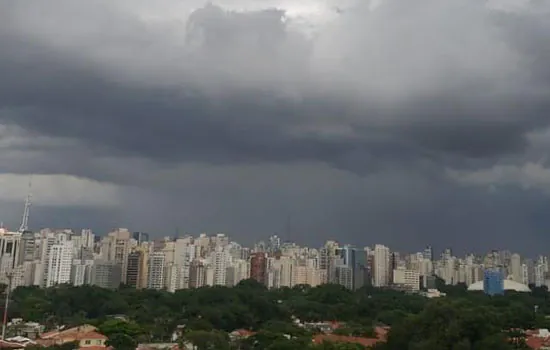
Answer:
[
  {"left": 0, "top": 226, "right": 545, "bottom": 296},
  {"left": 1, "top": 0, "right": 550, "bottom": 254}
]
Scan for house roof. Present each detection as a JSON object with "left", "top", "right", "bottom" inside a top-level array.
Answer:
[
  {"left": 230, "top": 329, "right": 256, "bottom": 338},
  {"left": 41, "top": 325, "right": 98, "bottom": 339},
  {"left": 78, "top": 332, "right": 108, "bottom": 340},
  {"left": 526, "top": 336, "right": 550, "bottom": 349},
  {"left": 312, "top": 326, "right": 389, "bottom": 347},
  {"left": 313, "top": 334, "right": 380, "bottom": 347}
]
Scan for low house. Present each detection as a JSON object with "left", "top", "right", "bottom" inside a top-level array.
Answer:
[
  {"left": 77, "top": 331, "right": 109, "bottom": 349},
  {"left": 37, "top": 325, "right": 110, "bottom": 350}
]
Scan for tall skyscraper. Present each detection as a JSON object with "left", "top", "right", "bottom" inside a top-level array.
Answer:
[
  {"left": 250, "top": 252, "right": 267, "bottom": 285},
  {"left": 373, "top": 244, "right": 390, "bottom": 287},
  {"left": 510, "top": 253, "right": 522, "bottom": 283},
  {"left": 46, "top": 239, "right": 73, "bottom": 287},
  {"left": 18, "top": 231, "right": 35, "bottom": 265},
  {"left": 423, "top": 245, "right": 434, "bottom": 262},
  {"left": 0, "top": 229, "right": 21, "bottom": 284},
  {"left": 81, "top": 229, "right": 95, "bottom": 249},
  {"left": 354, "top": 249, "right": 369, "bottom": 290},
  {"left": 101, "top": 228, "right": 132, "bottom": 284},
  {"left": 210, "top": 247, "right": 229, "bottom": 286},
  {"left": 189, "top": 260, "right": 206, "bottom": 288},
  {"left": 147, "top": 252, "right": 165, "bottom": 290},
  {"left": 92, "top": 261, "right": 122, "bottom": 289},
  {"left": 127, "top": 251, "right": 148, "bottom": 289}
]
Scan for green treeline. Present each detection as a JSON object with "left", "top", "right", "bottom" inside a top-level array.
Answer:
[{"left": 5, "top": 280, "right": 550, "bottom": 349}]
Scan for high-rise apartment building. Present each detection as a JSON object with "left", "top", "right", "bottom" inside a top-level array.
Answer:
[
  {"left": 393, "top": 267, "right": 420, "bottom": 291},
  {"left": 0, "top": 229, "right": 21, "bottom": 284},
  {"left": 46, "top": 239, "right": 73, "bottom": 287},
  {"left": 210, "top": 247, "right": 229, "bottom": 286},
  {"left": 127, "top": 250, "right": 149, "bottom": 289},
  {"left": 250, "top": 252, "right": 267, "bottom": 285},
  {"left": 510, "top": 253, "right": 522, "bottom": 283},
  {"left": 226, "top": 259, "right": 250, "bottom": 287},
  {"left": 189, "top": 260, "right": 206, "bottom": 288},
  {"left": 92, "top": 261, "right": 122, "bottom": 289},
  {"left": 18, "top": 231, "right": 36, "bottom": 265},
  {"left": 101, "top": 228, "right": 132, "bottom": 284},
  {"left": 373, "top": 244, "right": 390, "bottom": 287},
  {"left": 147, "top": 252, "right": 166, "bottom": 290},
  {"left": 81, "top": 229, "right": 95, "bottom": 249}
]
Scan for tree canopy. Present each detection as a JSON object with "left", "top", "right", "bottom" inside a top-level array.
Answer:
[{"left": 3, "top": 281, "right": 546, "bottom": 349}]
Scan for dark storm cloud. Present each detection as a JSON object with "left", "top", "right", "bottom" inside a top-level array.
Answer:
[{"left": 0, "top": 0, "right": 549, "bottom": 179}]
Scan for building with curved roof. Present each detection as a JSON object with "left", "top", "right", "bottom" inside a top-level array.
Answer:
[{"left": 467, "top": 279, "right": 531, "bottom": 293}]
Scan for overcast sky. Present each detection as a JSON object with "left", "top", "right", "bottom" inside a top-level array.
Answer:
[{"left": 1, "top": 0, "right": 550, "bottom": 254}]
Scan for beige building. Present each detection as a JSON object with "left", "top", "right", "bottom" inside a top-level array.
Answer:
[{"left": 392, "top": 267, "right": 420, "bottom": 291}]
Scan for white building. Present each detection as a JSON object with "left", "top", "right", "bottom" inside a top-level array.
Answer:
[
  {"left": 226, "top": 259, "right": 250, "bottom": 287},
  {"left": 373, "top": 244, "right": 390, "bottom": 287},
  {"left": 0, "top": 229, "right": 21, "bottom": 284},
  {"left": 71, "top": 259, "right": 94, "bottom": 286},
  {"left": 510, "top": 253, "right": 522, "bottom": 283},
  {"left": 147, "top": 252, "right": 166, "bottom": 290},
  {"left": 210, "top": 247, "right": 229, "bottom": 286},
  {"left": 46, "top": 239, "right": 73, "bottom": 287},
  {"left": 81, "top": 229, "right": 95, "bottom": 249}
]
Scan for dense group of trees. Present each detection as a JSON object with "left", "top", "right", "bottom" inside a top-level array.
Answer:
[{"left": 3, "top": 280, "right": 550, "bottom": 349}]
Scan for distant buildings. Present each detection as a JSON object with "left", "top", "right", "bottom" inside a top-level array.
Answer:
[{"left": 0, "top": 225, "right": 548, "bottom": 295}]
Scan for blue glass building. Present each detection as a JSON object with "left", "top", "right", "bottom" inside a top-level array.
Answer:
[{"left": 483, "top": 269, "right": 504, "bottom": 296}]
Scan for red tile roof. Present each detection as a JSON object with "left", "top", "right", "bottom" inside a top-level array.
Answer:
[
  {"left": 526, "top": 336, "right": 550, "bottom": 349},
  {"left": 313, "top": 334, "right": 380, "bottom": 347},
  {"left": 231, "top": 329, "right": 256, "bottom": 338},
  {"left": 79, "top": 332, "right": 108, "bottom": 340},
  {"left": 313, "top": 326, "right": 389, "bottom": 347}
]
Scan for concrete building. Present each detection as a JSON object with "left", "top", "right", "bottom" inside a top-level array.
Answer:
[
  {"left": 147, "top": 252, "right": 166, "bottom": 290},
  {"left": 373, "top": 245, "right": 390, "bottom": 287},
  {"left": 250, "top": 252, "right": 267, "bottom": 285},
  {"left": 189, "top": 260, "right": 206, "bottom": 288},
  {"left": 392, "top": 267, "right": 420, "bottom": 291},
  {"left": 46, "top": 238, "right": 73, "bottom": 287},
  {"left": 91, "top": 260, "right": 122, "bottom": 289},
  {"left": 0, "top": 229, "right": 21, "bottom": 284}
]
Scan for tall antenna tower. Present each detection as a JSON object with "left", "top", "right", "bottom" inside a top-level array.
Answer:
[{"left": 18, "top": 177, "right": 32, "bottom": 233}]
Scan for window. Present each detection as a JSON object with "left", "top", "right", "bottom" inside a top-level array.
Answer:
[{"left": 84, "top": 340, "right": 91, "bottom": 345}]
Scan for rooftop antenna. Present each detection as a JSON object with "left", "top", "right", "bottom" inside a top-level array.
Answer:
[{"left": 18, "top": 177, "right": 32, "bottom": 233}]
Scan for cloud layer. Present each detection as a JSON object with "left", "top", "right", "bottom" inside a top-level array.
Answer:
[{"left": 1, "top": 0, "right": 550, "bottom": 253}]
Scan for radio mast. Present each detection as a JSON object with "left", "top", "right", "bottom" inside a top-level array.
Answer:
[{"left": 18, "top": 177, "right": 32, "bottom": 233}]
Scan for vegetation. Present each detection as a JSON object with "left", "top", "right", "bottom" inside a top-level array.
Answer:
[{"left": 3, "top": 280, "right": 548, "bottom": 349}]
